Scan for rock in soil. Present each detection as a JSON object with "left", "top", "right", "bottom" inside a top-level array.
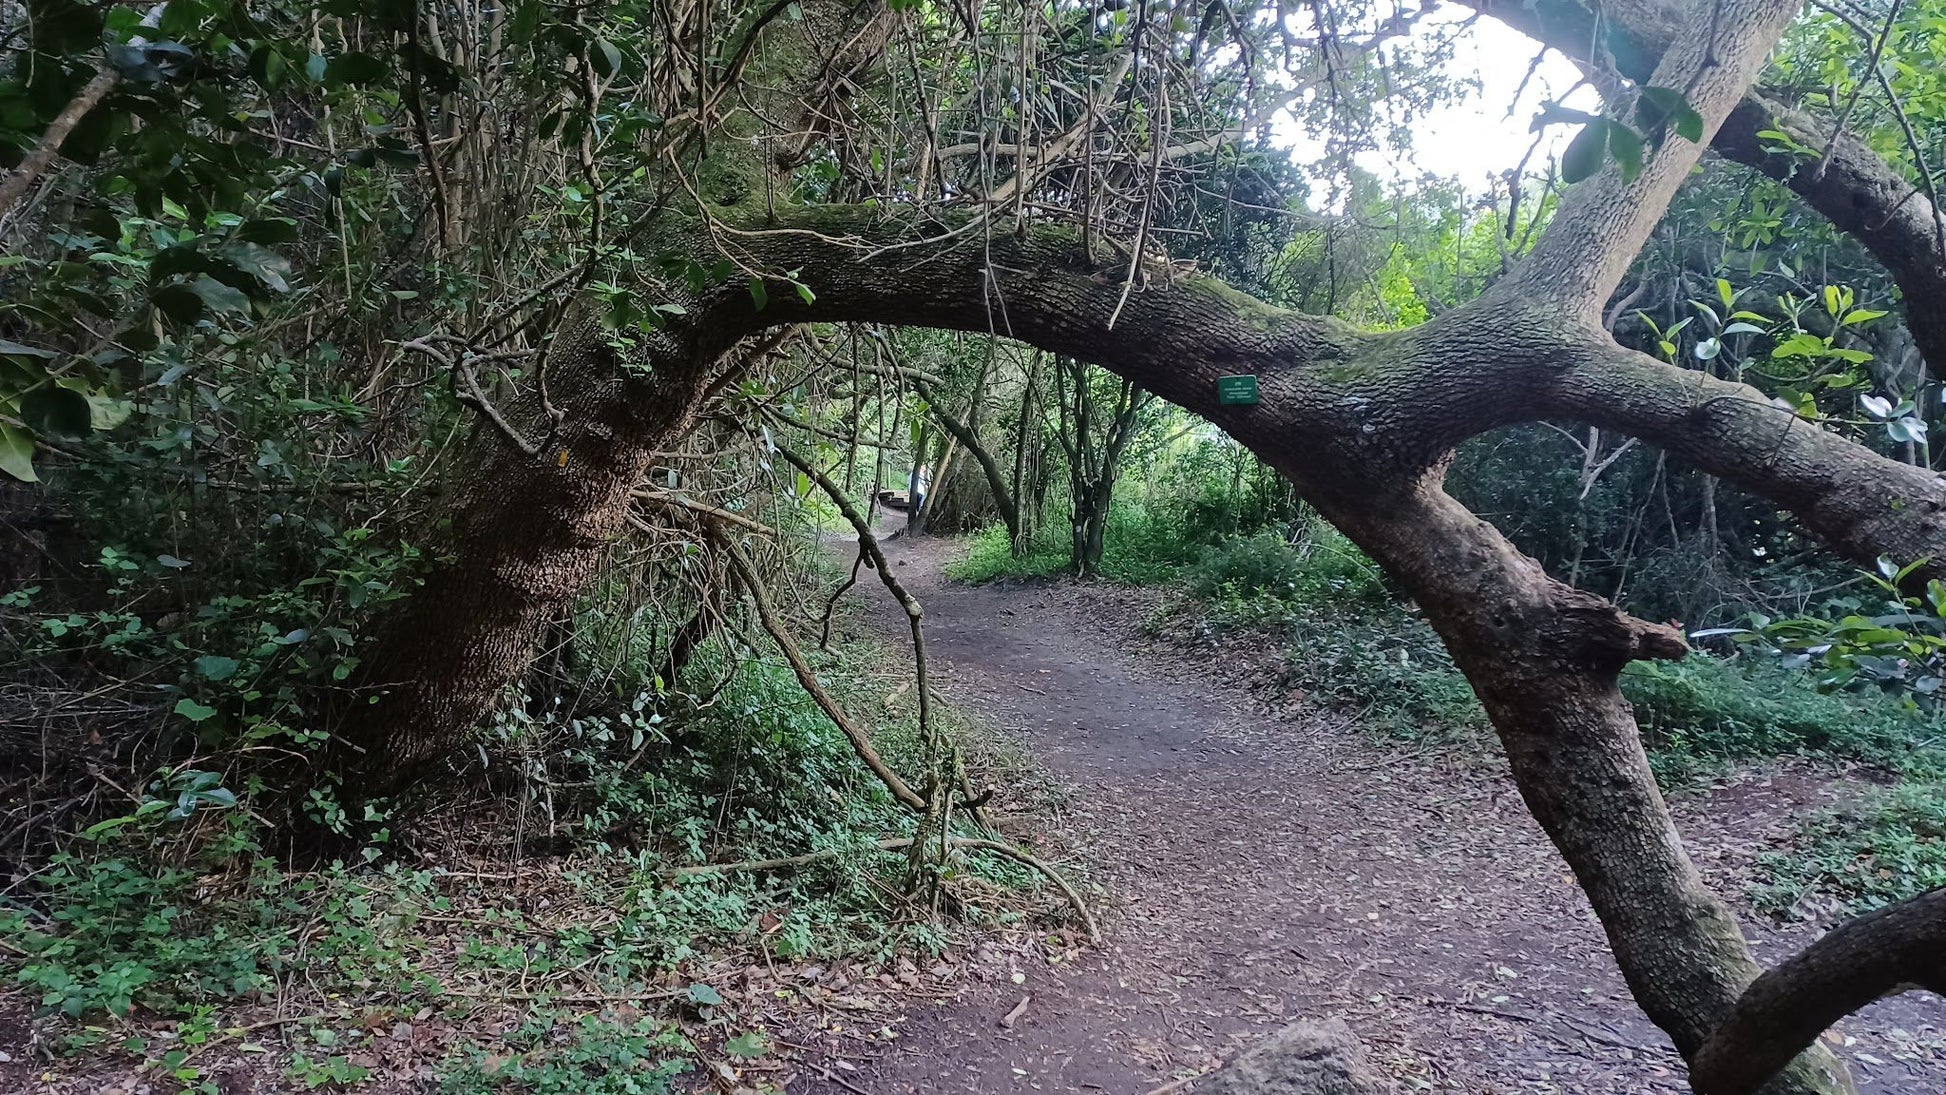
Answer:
[{"left": 1192, "top": 1019, "right": 1392, "bottom": 1095}]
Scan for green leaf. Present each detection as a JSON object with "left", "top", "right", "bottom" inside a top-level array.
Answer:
[
  {"left": 0, "top": 338, "right": 57, "bottom": 361},
  {"left": 151, "top": 283, "right": 206, "bottom": 325},
  {"left": 194, "top": 655, "right": 240, "bottom": 681},
  {"left": 0, "top": 423, "right": 36, "bottom": 482},
  {"left": 724, "top": 1031, "right": 769, "bottom": 1059},
  {"left": 746, "top": 277, "right": 768, "bottom": 311},
  {"left": 325, "top": 52, "right": 390, "bottom": 86},
  {"left": 174, "top": 698, "right": 218, "bottom": 723},
  {"left": 1607, "top": 122, "right": 1644, "bottom": 182},
  {"left": 687, "top": 983, "right": 723, "bottom": 1006},
  {"left": 1561, "top": 119, "right": 1609, "bottom": 184},
  {"left": 1637, "top": 86, "right": 1704, "bottom": 144},
  {"left": 189, "top": 276, "right": 252, "bottom": 315},
  {"left": 238, "top": 217, "right": 301, "bottom": 244},
  {"left": 1771, "top": 333, "right": 1827, "bottom": 359},
  {"left": 223, "top": 243, "right": 292, "bottom": 292},
  {"left": 592, "top": 38, "right": 624, "bottom": 78},
  {"left": 88, "top": 394, "right": 132, "bottom": 430},
  {"left": 20, "top": 386, "right": 93, "bottom": 439}
]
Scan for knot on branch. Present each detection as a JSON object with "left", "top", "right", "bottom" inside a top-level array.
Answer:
[{"left": 1552, "top": 587, "right": 1689, "bottom": 668}]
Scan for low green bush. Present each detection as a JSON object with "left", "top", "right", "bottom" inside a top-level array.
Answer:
[
  {"left": 1622, "top": 657, "right": 1946, "bottom": 781},
  {"left": 439, "top": 1012, "right": 693, "bottom": 1095},
  {"left": 1187, "top": 531, "right": 1306, "bottom": 600},
  {"left": 948, "top": 501, "right": 1204, "bottom": 585},
  {"left": 1274, "top": 603, "right": 1488, "bottom": 745},
  {"left": 1754, "top": 781, "right": 1946, "bottom": 917}
]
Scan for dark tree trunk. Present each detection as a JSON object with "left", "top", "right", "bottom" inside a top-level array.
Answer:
[{"left": 329, "top": 327, "right": 742, "bottom": 795}]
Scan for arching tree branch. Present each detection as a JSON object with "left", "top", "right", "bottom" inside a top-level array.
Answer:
[{"left": 1691, "top": 886, "right": 1946, "bottom": 1095}]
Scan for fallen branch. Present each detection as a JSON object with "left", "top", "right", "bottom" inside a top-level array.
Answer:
[
  {"left": 674, "top": 837, "right": 914, "bottom": 876},
  {"left": 1000, "top": 994, "right": 1032, "bottom": 1029},
  {"left": 673, "top": 833, "right": 1101, "bottom": 944},
  {"left": 770, "top": 433, "right": 990, "bottom": 826}
]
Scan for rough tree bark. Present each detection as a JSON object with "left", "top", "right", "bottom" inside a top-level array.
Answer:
[
  {"left": 1691, "top": 886, "right": 1946, "bottom": 1095},
  {"left": 329, "top": 327, "right": 770, "bottom": 788}
]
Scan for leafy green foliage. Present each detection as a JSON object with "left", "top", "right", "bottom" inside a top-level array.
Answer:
[
  {"left": 1714, "top": 556, "right": 1946, "bottom": 705},
  {"left": 439, "top": 1012, "right": 691, "bottom": 1095},
  {"left": 949, "top": 501, "right": 1205, "bottom": 585},
  {"left": 1754, "top": 782, "right": 1946, "bottom": 918},
  {"left": 1622, "top": 657, "right": 1946, "bottom": 784}
]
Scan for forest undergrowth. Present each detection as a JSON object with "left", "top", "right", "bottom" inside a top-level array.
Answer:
[{"left": 0, "top": 610, "right": 1084, "bottom": 1095}]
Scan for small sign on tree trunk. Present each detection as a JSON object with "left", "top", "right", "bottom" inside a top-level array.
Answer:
[{"left": 1216, "top": 374, "right": 1259, "bottom": 406}]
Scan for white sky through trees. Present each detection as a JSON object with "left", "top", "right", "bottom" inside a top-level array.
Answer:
[{"left": 1277, "top": 8, "right": 1596, "bottom": 198}]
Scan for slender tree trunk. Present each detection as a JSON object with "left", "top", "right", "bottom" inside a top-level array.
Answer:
[{"left": 1011, "top": 351, "right": 1044, "bottom": 556}]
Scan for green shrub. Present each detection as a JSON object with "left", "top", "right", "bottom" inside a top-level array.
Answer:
[
  {"left": 948, "top": 501, "right": 1204, "bottom": 585},
  {"left": 1622, "top": 657, "right": 1944, "bottom": 780},
  {"left": 440, "top": 1012, "right": 692, "bottom": 1095},
  {"left": 1272, "top": 602, "right": 1488, "bottom": 745},
  {"left": 1754, "top": 781, "right": 1946, "bottom": 917},
  {"left": 1, "top": 854, "right": 283, "bottom": 1020},
  {"left": 1188, "top": 531, "right": 1305, "bottom": 599}
]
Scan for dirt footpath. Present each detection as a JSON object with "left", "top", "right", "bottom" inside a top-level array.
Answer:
[{"left": 804, "top": 534, "right": 1945, "bottom": 1094}]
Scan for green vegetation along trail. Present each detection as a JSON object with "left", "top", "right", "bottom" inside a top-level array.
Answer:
[{"left": 807, "top": 533, "right": 1945, "bottom": 1094}]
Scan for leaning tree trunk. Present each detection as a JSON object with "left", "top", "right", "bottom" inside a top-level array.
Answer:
[
  {"left": 329, "top": 328, "right": 752, "bottom": 793},
  {"left": 1318, "top": 477, "right": 1847, "bottom": 1093}
]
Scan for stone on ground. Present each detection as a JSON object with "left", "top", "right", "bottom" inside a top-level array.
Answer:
[{"left": 1193, "top": 1019, "right": 1393, "bottom": 1095}]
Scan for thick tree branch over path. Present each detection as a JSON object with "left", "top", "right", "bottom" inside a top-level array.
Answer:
[{"left": 1691, "top": 886, "right": 1946, "bottom": 1095}]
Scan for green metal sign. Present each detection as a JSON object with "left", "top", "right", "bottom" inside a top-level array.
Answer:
[{"left": 1216, "top": 374, "right": 1260, "bottom": 406}]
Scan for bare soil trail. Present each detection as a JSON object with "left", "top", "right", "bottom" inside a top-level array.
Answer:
[{"left": 805, "top": 533, "right": 1946, "bottom": 1094}]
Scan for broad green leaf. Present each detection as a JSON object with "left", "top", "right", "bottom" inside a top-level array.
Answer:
[
  {"left": 21, "top": 386, "right": 92, "bottom": 439},
  {"left": 747, "top": 277, "right": 768, "bottom": 310},
  {"left": 592, "top": 38, "right": 624, "bottom": 78},
  {"left": 151, "top": 283, "right": 206, "bottom": 325},
  {"left": 325, "top": 52, "right": 390, "bottom": 86},
  {"left": 194, "top": 655, "right": 240, "bottom": 681},
  {"left": 1561, "top": 119, "right": 1608, "bottom": 184},
  {"left": 0, "top": 423, "right": 35, "bottom": 482},
  {"left": 1607, "top": 122, "right": 1644, "bottom": 181},
  {"left": 189, "top": 276, "right": 252, "bottom": 315},
  {"left": 174, "top": 698, "right": 218, "bottom": 723},
  {"left": 0, "top": 339, "right": 57, "bottom": 360}
]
